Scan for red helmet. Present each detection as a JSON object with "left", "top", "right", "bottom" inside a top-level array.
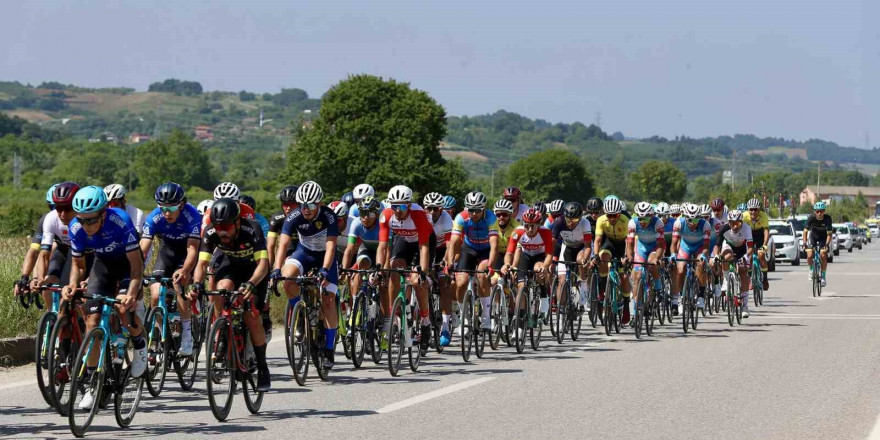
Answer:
[
  {"left": 503, "top": 186, "right": 522, "bottom": 201},
  {"left": 521, "top": 208, "right": 543, "bottom": 224},
  {"left": 710, "top": 198, "right": 725, "bottom": 210},
  {"left": 52, "top": 182, "right": 80, "bottom": 206}
]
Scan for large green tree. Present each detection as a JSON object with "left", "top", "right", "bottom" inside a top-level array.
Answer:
[
  {"left": 285, "top": 74, "right": 468, "bottom": 197},
  {"left": 629, "top": 160, "right": 686, "bottom": 202},
  {"left": 505, "top": 150, "right": 594, "bottom": 202},
  {"left": 134, "top": 130, "right": 214, "bottom": 191}
]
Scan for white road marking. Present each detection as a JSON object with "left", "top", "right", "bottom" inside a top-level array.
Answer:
[
  {"left": 868, "top": 410, "right": 880, "bottom": 440},
  {"left": 757, "top": 314, "right": 880, "bottom": 320},
  {"left": 376, "top": 377, "right": 496, "bottom": 414}
]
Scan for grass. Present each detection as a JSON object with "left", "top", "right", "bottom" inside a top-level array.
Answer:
[{"left": 0, "top": 238, "right": 41, "bottom": 339}]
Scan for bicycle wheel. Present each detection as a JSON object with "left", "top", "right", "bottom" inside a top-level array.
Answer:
[
  {"left": 460, "top": 290, "right": 475, "bottom": 362},
  {"left": 633, "top": 277, "right": 644, "bottom": 339},
  {"left": 475, "top": 298, "right": 487, "bottom": 359},
  {"left": 726, "top": 274, "right": 735, "bottom": 327},
  {"left": 548, "top": 278, "right": 558, "bottom": 338},
  {"left": 603, "top": 284, "right": 613, "bottom": 337},
  {"left": 529, "top": 286, "right": 543, "bottom": 351},
  {"left": 176, "top": 316, "right": 199, "bottom": 391},
  {"left": 691, "top": 277, "right": 699, "bottom": 331},
  {"left": 489, "top": 286, "right": 503, "bottom": 351},
  {"left": 351, "top": 293, "right": 367, "bottom": 368},
  {"left": 733, "top": 273, "right": 743, "bottom": 325},
  {"left": 555, "top": 281, "right": 568, "bottom": 344},
  {"left": 388, "top": 297, "right": 404, "bottom": 377},
  {"left": 114, "top": 338, "right": 144, "bottom": 428},
  {"left": 645, "top": 284, "right": 655, "bottom": 336},
  {"left": 589, "top": 272, "right": 600, "bottom": 328},
  {"left": 144, "top": 307, "right": 167, "bottom": 397},
  {"left": 284, "top": 300, "right": 294, "bottom": 362},
  {"left": 408, "top": 301, "right": 422, "bottom": 371},
  {"left": 513, "top": 287, "right": 527, "bottom": 354},
  {"left": 289, "top": 301, "right": 310, "bottom": 386},
  {"left": 68, "top": 327, "right": 106, "bottom": 438},
  {"left": 570, "top": 282, "right": 583, "bottom": 341},
  {"left": 311, "top": 328, "right": 330, "bottom": 382},
  {"left": 369, "top": 301, "right": 385, "bottom": 364},
  {"left": 681, "top": 283, "right": 690, "bottom": 334},
  {"left": 430, "top": 288, "right": 444, "bottom": 354},
  {"left": 243, "top": 371, "right": 264, "bottom": 414},
  {"left": 206, "top": 317, "right": 236, "bottom": 421},
  {"left": 48, "top": 314, "right": 77, "bottom": 415},
  {"left": 34, "top": 311, "right": 57, "bottom": 407}
]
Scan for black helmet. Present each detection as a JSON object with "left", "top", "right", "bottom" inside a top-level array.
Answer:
[
  {"left": 532, "top": 201, "right": 547, "bottom": 216},
  {"left": 563, "top": 201, "right": 584, "bottom": 219},
  {"left": 240, "top": 195, "right": 256, "bottom": 210},
  {"left": 154, "top": 182, "right": 185, "bottom": 205},
  {"left": 211, "top": 198, "right": 240, "bottom": 224},
  {"left": 279, "top": 185, "right": 299, "bottom": 203},
  {"left": 341, "top": 192, "right": 355, "bottom": 207},
  {"left": 586, "top": 197, "right": 603, "bottom": 213}
]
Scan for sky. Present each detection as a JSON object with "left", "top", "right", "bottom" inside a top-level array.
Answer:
[{"left": 2, "top": 0, "right": 878, "bottom": 147}]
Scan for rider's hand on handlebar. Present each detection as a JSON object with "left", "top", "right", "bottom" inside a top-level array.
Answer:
[
  {"left": 239, "top": 281, "right": 255, "bottom": 301},
  {"left": 190, "top": 282, "right": 205, "bottom": 300},
  {"left": 13, "top": 275, "right": 29, "bottom": 296},
  {"left": 61, "top": 284, "right": 77, "bottom": 302}
]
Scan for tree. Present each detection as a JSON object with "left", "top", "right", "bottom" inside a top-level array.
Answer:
[
  {"left": 629, "top": 160, "right": 686, "bottom": 202},
  {"left": 271, "top": 88, "right": 309, "bottom": 107},
  {"left": 239, "top": 90, "right": 256, "bottom": 101},
  {"left": 505, "top": 150, "right": 594, "bottom": 202},
  {"left": 0, "top": 114, "right": 26, "bottom": 137},
  {"left": 134, "top": 130, "right": 214, "bottom": 191},
  {"left": 285, "top": 74, "right": 462, "bottom": 197}
]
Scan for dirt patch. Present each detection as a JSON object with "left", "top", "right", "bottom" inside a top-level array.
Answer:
[
  {"left": 441, "top": 150, "right": 489, "bottom": 162},
  {"left": 2, "top": 110, "right": 52, "bottom": 122}
]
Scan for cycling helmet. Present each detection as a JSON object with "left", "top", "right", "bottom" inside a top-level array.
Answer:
[
  {"left": 494, "top": 199, "right": 514, "bottom": 213},
  {"left": 359, "top": 196, "right": 381, "bottom": 213},
  {"left": 586, "top": 197, "right": 603, "bottom": 213},
  {"left": 154, "top": 182, "right": 185, "bottom": 205},
  {"left": 341, "top": 192, "right": 355, "bottom": 207},
  {"left": 521, "top": 208, "right": 543, "bottom": 224},
  {"left": 329, "top": 201, "right": 348, "bottom": 218},
  {"left": 502, "top": 186, "right": 522, "bottom": 201},
  {"left": 728, "top": 210, "right": 743, "bottom": 222},
  {"left": 683, "top": 203, "right": 700, "bottom": 219},
  {"left": 197, "top": 199, "right": 213, "bottom": 216},
  {"left": 387, "top": 185, "right": 413, "bottom": 203},
  {"left": 548, "top": 199, "right": 564, "bottom": 215},
  {"left": 103, "top": 183, "right": 126, "bottom": 201},
  {"left": 53, "top": 182, "right": 81, "bottom": 206},
  {"left": 669, "top": 203, "right": 681, "bottom": 215},
  {"left": 72, "top": 185, "right": 107, "bottom": 214},
  {"left": 634, "top": 201, "right": 655, "bottom": 217},
  {"left": 563, "top": 201, "right": 584, "bottom": 219},
  {"left": 747, "top": 198, "right": 761, "bottom": 209},
  {"left": 214, "top": 182, "right": 240, "bottom": 201},
  {"left": 296, "top": 181, "right": 324, "bottom": 204},
  {"left": 655, "top": 202, "right": 670, "bottom": 216},
  {"left": 532, "top": 202, "right": 547, "bottom": 216},
  {"left": 711, "top": 198, "right": 725, "bottom": 210},
  {"left": 813, "top": 201, "right": 827, "bottom": 210},
  {"left": 352, "top": 183, "right": 375, "bottom": 200},
  {"left": 279, "top": 185, "right": 299, "bottom": 203},
  {"left": 464, "top": 191, "right": 488, "bottom": 210},
  {"left": 45, "top": 184, "right": 59, "bottom": 205},
  {"left": 240, "top": 195, "right": 257, "bottom": 210},
  {"left": 423, "top": 192, "right": 444, "bottom": 208},
  {"left": 603, "top": 198, "right": 624, "bottom": 215},
  {"left": 737, "top": 203, "right": 748, "bottom": 211},
  {"left": 210, "top": 198, "right": 240, "bottom": 224},
  {"left": 604, "top": 194, "right": 619, "bottom": 203},
  {"left": 442, "top": 195, "right": 456, "bottom": 210},
  {"left": 699, "top": 204, "right": 712, "bottom": 217}
]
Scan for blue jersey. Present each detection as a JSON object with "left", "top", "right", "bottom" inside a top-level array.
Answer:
[
  {"left": 348, "top": 216, "right": 380, "bottom": 252},
  {"left": 254, "top": 213, "right": 270, "bottom": 237},
  {"left": 673, "top": 217, "right": 711, "bottom": 251},
  {"left": 452, "top": 210, "right": 500, "bottom": 251},
  {"left": 281, "top": 206, "right": 339, "bottom": 253},
  {"left": 142, "top": 203, "right": 202, "bottom": 247},
  {"left": 70, "top": 208, "right": 140, "bottom": 259},
  {"left": 663, "top": 217, "right": 675, "bottom": 237}
]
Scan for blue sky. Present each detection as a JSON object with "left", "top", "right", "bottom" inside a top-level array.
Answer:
[{"left": 2, "top": 0, "right": 877, "bottom": 147}]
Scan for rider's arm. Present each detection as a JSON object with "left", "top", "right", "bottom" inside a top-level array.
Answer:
[
  {"left": 180, "top": 237, "right": 200, "bottom": 275},
  {"left": 68, "top": 256, "right": 86, "bottom": 291},
  {"left": 342, "top": 237, "right": 357, "bottom": 270},
  {"left": 274, "top": 233, "right": 291, "bottom": 271},
  {"left": 446, "top": 234, "right": 461, "bottom": 268},
  {"left": 488, "top": 235, "right": 499, "bottom": 269},
  {"left": 138, "top": 237, "right": 153, "bottom": 261},
  {"left": 126, "top": 249, "right": 144, "bottom": 300},
  {"left": 19, "top": 246, "right": 39, "bottom": 279},
  {"left": 323, "top": 235, "right": 336, "bottom": 272}
]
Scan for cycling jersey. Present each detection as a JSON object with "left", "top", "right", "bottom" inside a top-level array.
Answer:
[
  {"left": 268, "top": 211, "right": 286, "bottom": 238},
  {"left": 199, "top": 218, "right": 268, "bottom": 263},
  {"left": 142, "top": 203, "right": 202, "bottom": 248},
  {"left": 428, "top": 211, "right": 453, "bottom": 249},
  {"left": 543, "top": 214, "right": 557, "bottom": 229},
  {"left": 718, "top": 223, "right": 753, "bottom": 248},
  {"left": 712, "top": 206, "right": 729, "bottom": 226},
  {"left": 507, "top": 226, "right": 553, "bottom": 256},
  {"left": 551, "top": 216, "right": 592, "bottom": 251},
  {"left": 123, "top": 204, "right": 145, "bottom": 235},
  {"left": 496, "top": 219, "right": 520, "bottom": 251},
  {"left": 663, "top": 217, "right": 675, "bottom": 238},
  {"left": 254, "top": 213, "right": 270, "bottom": 237},
  {"left": 452, "top": 210, "right": 500, "bottom": 251},
  {"left": 673, "top": 218, "right": 711, "bottom": 251},
  {"left": 40, "top": 210, "right": 72, "bottom": 251},
  {"left": 706, "top": 217, "right": 722, "bottom": 241},
  {"left": 514, "top": 203, "right": 529, "bottom": 223},
  {"left": 202, "top": 203, "right": 255, "bottom": 231},
  {"left": 347, "top": 216, "right": 380, "bottom": 253},
  {"left": 69, "top": 208, "right": 140, "bottom": 259},
  {"left": 378, "top": 204, "right": 434, "bottom": 246},
  {"left": 627, "top": 216, "right": 665, "bottom": 252},
  {"left": 595, "top": 214, "right": 631, "bottom": 243},
  {"left": 281, "top": 206, "right": 339, "bottom": 253},
  {"left": 805, "top": 213, "right": 833, "bottom": 244},
  {"left": 30, "top": 212, "right": 48, "bottom": 250}
]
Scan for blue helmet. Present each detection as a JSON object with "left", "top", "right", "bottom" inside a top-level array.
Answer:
[
  {"left": 72, "top": 185, "right": 108, "bottom": 214},
  {"left": 813, "top": 201, "right": 827, "bottom": 210},
  {"left": 443, "top": 195, "right": 456, "bottom": 210},
  {"left": 737, "top": 203, "right": 747, "bottom": 211},
  {"left": 154, "top": 182, "right": 185, "bottom": 205},
  {"left": 45, "top": 184, "right": 59, "bottom": 205},
  {"left": 341, "top": 192, "right": 355, "bottom": 207}
]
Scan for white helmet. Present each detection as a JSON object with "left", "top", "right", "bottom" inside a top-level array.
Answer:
[
  {"left": 387, "top": 185, "right": 413, "bottom": 203},
  {"left": 464, "top": 191, "right": 488, "bottom": 210},
  {"left": 197, "top": 199, "right": 213, "bottom": 216},
  {"left": 423, "top": 192, "right": 444, "bottom": 208},
  {"left": 683, "top": 203, "right": 700, "bottom": 219},
  {"left": 655, "top": 202, "right": 670, "bottom": 216},
  {"left": 747, "top": 198, "right": 761, "bottom": 209},
  {"left": 728, "top": 210, "right": 744, "bottom": 222},
  {"left": 699, "top": 204, "right": 712, "bottom": 217},
  {"left": 330, "top": 201, "right": 348, "bottom": 218},
  {"left": 634, "top": 201, "right": 655, "bottom": 217},
  {"left": 103, "top": 183, "right": 126, "bottom": 201},
  {"left": 494, "top": 199, "right": 514, "bottom": 213},
  {"left": 296, "top": 181, "right": 324, "bottom": 204},
  {"left": 669, "top": 203, "right": 681, "bottom": 215},
  {"left": 604, "top": 198, "right": 624, "bottom": 215},
  {"left": 214, "top": 182, "right": 240, "bottom": 201},
  {"left": 548, "top": 199, "right": 564, "bottom": 215},
  {"left": 353, "top": 183, "right": 375, "bottom": 200}
]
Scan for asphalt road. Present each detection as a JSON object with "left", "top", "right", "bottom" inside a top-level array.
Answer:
[{"left": 2, "top": 244, "right": 880, "bottom": 439}]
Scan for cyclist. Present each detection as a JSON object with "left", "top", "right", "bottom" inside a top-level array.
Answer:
[
  {"left": 492, "top": 199, "right": 520, "bottom": 273},
  {"left": 192, "top": 198, "right": 271, "bottom": 391},
  {"left": 711, "top": 198, "right": 728, "bottom": 226},
  {"left": 329, "top": 201, "right": 350, "bottom": 257},
  {"left": 61, "top": 186, "right": 147, "bottom": 409},
  {"left": 626, "top": 202, "right": 665, "bottom": 311},
  {"left": 591, "top": 197, "right": 633, "bottom": 324},
  {"left": 552, "top": 201, "right": 592, "bottom": 310},
  {"left": 270, "top": 181, "right": 340, "bottom": 368},
  {"left": 197, "top": 199, "right": 213, "bottom": 216},
  {"left": 446, "top": 191, "right": 499, "bottom": 339},
  {"left": 671, "top": 203, "right": 711, "bottom": 311},
  {"left": 104, "top": 183, "right": 144, "bottom": 235},
  {"left": 139, "top": 183, "right": 202, "bottom": 356},
  {"left": 803, "top": 202, "right": 833, "bottom": 287},
  {"left": 14, "top": 184, "right": 57, "bottom": 301},
  {"left": 502, "top": 186, "right": 529, "bottom": 222},
  {"left": 241, "top": 195, "right": 270, "bottom": 237},
  {"left": 423, "top": 192, "right": 455, "bottom": 345},
  {"left": 202, "top": 182, "right": 255, "bottom": 230},
  {"left": 376, "top": 185, "right": 434, "bottom": 353},
  {"left": 501, "top": 208, "right": 554, "bottom": 323},
  {"left": 701, "top": 203, "right": 724, "bottom": 299},
  {"left": 743, "top": 198, "right": 770, "bottom": 291},
  {"left": 443, "top": 195, "right": 458, "bottom": 219},
  {"left": 267, "top": 184, "right": 299, "bottom": 267},
  {"left": 544, "top": 199, "right": 564, "bottom": 228},
  {"left": 349, "top": 183, "right": 376, "bottom": 218},
  {"left": 35, "top": 182, "right": 90, "bottom": 290},
  {"left": 713, "top": 210, "right": 754, "bottom": 317},
  {"left": 584, "top": 197, "right": 603, "bottom": 232},
  {"left": 342, "top": 196, "right": 381, "bottom": 296}
]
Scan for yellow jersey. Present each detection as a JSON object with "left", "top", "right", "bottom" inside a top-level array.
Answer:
[
  {"left": 497, "top": 219, "right": 521, "bottom": 251},
  {"left": 743, "top": 210, "right": 769, "bottom": 231},
  {"left": 595, "top": 214, "right": 630, "bottom": 243}
]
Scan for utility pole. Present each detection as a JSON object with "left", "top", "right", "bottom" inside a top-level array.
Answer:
[
  {"left": 731, "top": 151, "right": 736, "bottom": 191},
  {"left": 12, "top": 152, "right": 21, "bottom": 190},
  {"left": 594, "top": 111, "right": 602, "bottom": 128},
  {"left": 490, "top": 167, "right": 495, "bottom": 198},
  {"left": 817, "top": 161, "right": 821, "bottom": 203}
]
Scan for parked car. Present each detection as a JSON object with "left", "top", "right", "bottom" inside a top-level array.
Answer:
[
  {"left": 869, "top": 224, "right": 878, "bottom": 238},
  {"left": 856, "top": 227, "right": 865, "bottom": 248},
  {"left": 834, "top": 224, "right": 855, "bottom": 252},
  {"left": 769, "top": 220, "right": 799, "bottom": 266}
]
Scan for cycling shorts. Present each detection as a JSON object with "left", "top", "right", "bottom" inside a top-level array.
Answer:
[
  {"left": 84, "top": 256, "right": 132, "bottom": 315},
  {"left": 457, "top": 244, "right": 490, "bottom": 271},
  {"left": 516, "top": 252, "right": 545, "bottom": 283},
  {"left": 285, "top": 247, "right": 339, "bottom": 295}
]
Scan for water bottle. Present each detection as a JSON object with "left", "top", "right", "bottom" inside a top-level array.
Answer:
[
  {"left": 113, "top": 334, "right": 125, "bottom": 365},
  {"left": 369, "top": 302, "right": 378, "bottom": 321},
  {"left": 170, "top": 315, "right": 181, "bottom": 337}
]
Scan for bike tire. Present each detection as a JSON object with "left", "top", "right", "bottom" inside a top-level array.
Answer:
[
  {"left": 388, "top": 297, "right": 404, "bottom": 377},
  {"left": 489, "top": 286, "right": 503, "bottom": 351},
  {"left": 114, "top": 338, "right": 144, "bottom": 428},
  {"left": 242, "top": 334, "right": 264, "bottom": 415},
  {"left": 633, "top": 278, "right": 643, "bottom": 339},
  {"left": 351, "top": 293, "right": 367, "bottom": 368},
  {"left": 513, "top": 286, "right": 527, "bottom": 354},
  {"left": 682, "top": 283, "right": 690, "bottom": 334},
  {"left": 548, "top": 278, "right": 558, "bottom": 338},
  {"left": 311, "top": 328, "right": 329, "bottom": 382},
  {"left": 68, "top": 327, "right": 106, "bottom": 438},
  {"left": 35, "top": 311, "right": 57, "bottom": 407},
  {"left": 570, "top": 283, "right": 583, "bottom": 341},
  {"left": 691, "top": 278, "right": 699, "bottom": 331},
  {"left": 589, "top": 273, "right": 600, "bottom": 328},
  {"left": 555, "top": 281, "right": 569, "bottom": 344},
  {"left": 48, "top": 314, "right": 77, "bottom": 416},
  {"left": 726, "top": 273, "right": 736, "bottom": 327},
  {"left": 289, "top": 302, "right": 310, "bottom": 386},
  {"left": 177, "top": 321, "right": 199, "bottom": 392},
  {"left": 408, "top": 300, "right": 422, "bottom": 371},
  {"left": 284, "top": 300, "right": 293, "bottom": 363},
  {"left": 206, "top": 317, "right": 236, "bottom": 421},
  {"left": 460, "top": 290, "right": 475, "bottom": 362},
  {"left": 529, "top": 286, "right": 544, "bottom": 350},
  {"left": 144, "top": 307, "right": 167, "bottom": 397},
  {"left": 475, "top": 298, "right": 486, "bottom": 360},
  {"left": 430, "top": 289, "right": 444, "bottom": 354},
  {"left": 369, "top": 301, "right": 384, "bottom": 364}
]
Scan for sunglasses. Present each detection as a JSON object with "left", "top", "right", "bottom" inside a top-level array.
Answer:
[
  {"left": 282, "top": 202, "right": 298, "bottom": 210},
  {"left": 565, "top": 216, "right": 581, "bottom": 223},
  {"left": 467, "top": 208, "right": 484, "bottom": 215},
  {"left": 426, "top": 206, "right": 441, "bottom": 212},
  {"left": 687, "top": 218, "right": 700, "bottom": 224},
  {"left": 606, "top": 214, "right": 620, "bottom": 219},
  {"left": 637, "top": 217, "right": 651, "bottom": 223},
  {"left": 391, "top": 204, "right": 408, "bottom": 212},
  {"left": 362, "top": 211, "right": 378, "bottom": 219},
  {"left": 748, "top": 208, "right": 759, "bottom": 212},
  {"left": 524, "top": 223, "right": 539, "bottom": 229},
  {"left": 214, "top": 222, "right": 236, "bottom": 232},
  {"left": 159, "top": 204, "right": 180, "bottom": 213},
  {"left": 77, "top": 215, "right": 101, "bottom": 226},
  {"left": 670, "top": 213, "right": 681, "bottom": 217},
  {"left": 495, "top": 212, "right": 510, "bottom": 218},
  {"left": 815, "top": 210, "right": 825, "bottom": 214},
  {"left": 108, "top": 199, "right": 124, "bottom": 208},
  {"left": 56, "top": 205, "right": 73, "bottom": 213},
  {"left": 302, "top": 203, "right": 318, "bottom": 211}
]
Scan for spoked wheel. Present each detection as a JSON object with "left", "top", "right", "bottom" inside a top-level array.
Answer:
[
  {"left": 289, "top": 302, "right": 310, "bottom": 386},
  {"left": 548, "top": 278, "right": 558, "bottom": 338},
  {"left": 460, "top": 290, "right": 475, "bottom": 362},
  {"left": 339, "top": 286, "right": 352, "bottom": 360},
  {"left": 68, "top": 327, "right": 106, "bottom": 438},
  {"left": 176, "top": 323, "right": 199, "bottom": 391},
  {"left": 489, "top": 286, "right": 504, "bottom": 351},
  {"left": 311, "top": 332, "right": 330, "bottom": 382},
  {"left": 144, "top": 308, "right": 167, "bottom": 397},
  {"left": 512, "top": 288, "right": 527, "bottom": 354},
  {"left": 36, "top": 311, "right": 57, "bottom": 408},
  {"left": 690, "top": 279, "right": 699, "bottom": 331},
  {"left": 570, "top": 283, "right": 583, "bottom": 341},
  {"left": 284, "top": 301, "right": 294, "bottom": 362},
  {"left": 114, "top": 339, "right": 144, "bottom": 428},
  {"left": 603, "top": 293, "right": 613, "bottom": 337},
  {"left": 388, "top": 297, "right": 404, "bottom": 377},
  {"left": 243, "top": 371, "right": 264, "bottom": 414},
  {"left": 633, "top": 279, "right": 644, "bottom": 339},
  {"left": 555, "top": 282, "right": 568, "bottom": 344},
  {"left": 351, "top": 293, "right": 367, "bottom": 368},
  {"left": 408, "top": 302, "right": 422, "bottom": 372},
  {"left": 645, "top": 286, "right": 655, "bottom": 336},
  {"left": 681, "top": 288, "right": 690, "bottom": 334},
  {"left": 588, "top": 274, "right": 600, "bottom": 328},
  {"left": 48, "top": 315, "right": 78, "bottom": 416},
  {"left": 369, "top": 304, "right": 385, "bottom": 365},
  {"left": 529, "top": 287, "right": 544, "bottom": 351},
  {"left": 206, "top": 317, "right": 236, "bottom": 421},
  {"left": 726, "top": 274, "right": 736, "bottom": 327},
  {"left": 430, "top": 290, "right": 443, "bottom": 354},
  {"left": 475, "top": 299, "right": 487, "bottom": 360}
]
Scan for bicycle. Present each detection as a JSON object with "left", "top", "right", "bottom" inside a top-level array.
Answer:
[
  {"left": 275, "top": 273, "right": 331, "bottom": 385},
  {"left": 142, "top": 274, "right": 199, "bottom": 397},
  {"left": 450, "top": 268, "right": 490, "bottom": 361},
  {"left": 750, "top": 251, "right": 765, "bottom": 306},
  {"left": 42, "top": 284, "right": 87, "bottom": 416},
  {"left": 679, "top": 258, "right": 703, "bottom": 333},
  {"left": 601, "top": 258, "right": 625, "bottom": 337},
  {"left": 554, "top": 260, "right": 585, "bottom": 344},
  {"left": 810, "top": 244, "right": 823, "bottom": 298},
  {"left": 380, "top": 267, "right": 426, "bottom": 376},
  {"left": 68, "top": 290, "right": 145, "bottom": 437},
  {"left": 724, "top": 257, "right": 745, "bottom": 326},
  {"left": 630, "top": 262, "right": 657, "bottom": 339},
  {"left": 488, "top": 272, "right": 516, "bottom": 350},
  {"left": 339, "top": 268, "right": 378, "bottom": 368},
  {"left": 704, "top": 257, "right": 721, "bottom": 317},
  {"left": 586, "top": 265, "right": 602, "bottom": 328},
  {"left": 203, "top": 288, "right": 264, "bottom": 421},
  {"left": 17, "top": 283, "right": 52, "bottom": 408},
  {"left": 658, "top": 258, "right": 674, "bottom": 325},
  {"left": 510, "top": 268, "right": 545, "bottom": 353},
  {"left": 336, "top": 273, "right": 353, "bottom": 360},
  {"left": 429, "top": 264, "right": 445, "bottom": 353}
]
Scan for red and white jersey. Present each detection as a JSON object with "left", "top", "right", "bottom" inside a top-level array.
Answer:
[
  {"left": 428, "top": 210, "right": 453, "bottom": 248},
  {"left": 507, "top": 226, "right": 553, "bottom": 256},
  {"left": 41, "top": 210, "right": 72, "bottom": 249},
  {"left": 379, "top": 203, "right": 434, "bottom": 246}
]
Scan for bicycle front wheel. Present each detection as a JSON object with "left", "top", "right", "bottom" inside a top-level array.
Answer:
[
  {"left": 460, "top": 290, "right": 475, "bottom": 362},
  {"left": 206, "top": 317, "right": 236, "bottom": 421},
  {"left": 489, "top": 285, "right": 503, "bottom": 351},
  {"left": 36, "top": 311, "right": 57, "bottom": 407},
  {"left": 144, "top": 307, "right": 167, "bottom": 397},
  {"left": 570, "top": 281, "right": 584, "bottom": 341},
  {"left": 512, "top": 287, "right": 526, "bottom": 354},
  {"left": 555, "top": 282, "right": 568, "bottom": 344},
  {"left": 529, "top": 286, "right": 543, "bottom": 350},
  {"left": 633, "top": 278, "right": 644, "bottom": 340},
  {"left": 351, "top": 292, "right": 367, "bottom": 368},
  {"left": 388, "top": 297, "right": 405, "bottom": 377},
  {"left": 289, "top": 301, "right": 310, "bottom": 386},
  {"left": 726, "top": 273, "right": 736, "bottom": 327},
  {"left": 114, "top": 338, "right": 144, "bottom": 428},
  {"left": 177, "top": 319, "right": 199, "bottom": 392},
  {"left": 589, "top": 273, "right": 600, "bottom": 328},
  {"left": 68, "top": 327, "right": 106, "bottom": 438},
  {"left": 48, "top": 314, "right": 77, "bottom": 416}
]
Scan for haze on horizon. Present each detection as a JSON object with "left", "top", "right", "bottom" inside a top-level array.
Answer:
[{"left": 2, "top": 0, "right": 877, "bottom": 148}]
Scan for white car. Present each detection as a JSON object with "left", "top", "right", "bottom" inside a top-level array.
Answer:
[
  {"left": 769, "top": 220, "right": 800, "bottom": 266},
  {"left": 834, "top": 224, "right": 854, "bottom": 253}
]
